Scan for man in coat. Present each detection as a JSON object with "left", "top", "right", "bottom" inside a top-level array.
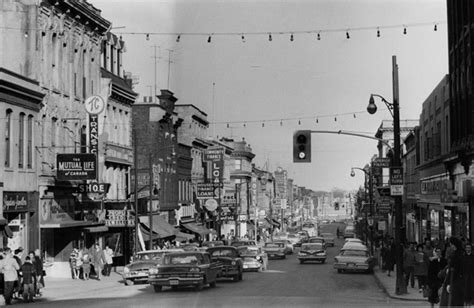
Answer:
[
  {"left": 0, "top": 247, "right": 20, "bottom": 305},
  {"left": 463, "top": 243, "right": 474, "bottom": 306},
  {"left": 90, "top": 243, "right": 106, "bottom": 281}
]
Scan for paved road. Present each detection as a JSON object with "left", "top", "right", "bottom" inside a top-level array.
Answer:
[{"left": 15, "top": 223, "right": 427, "bottom": 308}]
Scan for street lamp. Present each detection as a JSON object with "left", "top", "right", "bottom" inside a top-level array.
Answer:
[
  {"left": 350, "top": 167, "right": 374, "bottom": 255},
  {"left": 367, "top": 55, "right": 406, "bottom": 295}
]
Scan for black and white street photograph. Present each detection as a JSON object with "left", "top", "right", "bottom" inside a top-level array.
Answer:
[{"left": 1, "top": 0, "right": 473, "bottom": 307}]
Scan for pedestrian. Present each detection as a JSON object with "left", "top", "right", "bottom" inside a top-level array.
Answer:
[
  {"left": 445, "top": 237, "right": 465, "bottom": 307},
  {"left": 90, "top": 243, "right": 105, "bottom": 280},
  {"left": 33, "top": 249, "right": 44, "bottom": 296},
  {"left": 423, "top": 239, "right": 434, "bottom": 260},
  {"left": 20, "top": 256, "right": 36, "bottom": 303},
  {"left": 414, "top": 244, "right": 429, "bottom": 293},
  {"left": 12, "top": 248, "right": 23, "bottom": 299},
  {"left": 0, "top": 247, "right": 20, "bottom": 305},
  {"left": 383, "top": 238, "right": 396, "bottom": 277},
  {"left": 103, "top": 245, "right": 114, "bottom": 277},
  {"left": 463, "top": 243, "right": 474, "bottom": 306},
  {"left": 403, "top": 242, "right": 417, "bottom": 289},
  {"left": 69, "top": 248, "right": 79, "bottom": 279},
  {"left": 81, "top": 250, "right": 91, "bottom": 280},
  {"left": 426, "top": 247, "right": 447, "bottom": 307}
]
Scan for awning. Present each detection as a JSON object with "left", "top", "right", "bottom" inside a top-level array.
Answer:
[
  {"left": 265, "top": 217, "right": 280, "bottom": 227},
  {"left": 174, "top": 231, "right": 195, "bottom": 242},
  {"left": 84, "top": 226, "right": 109, "bottom": 233},
  {"left": 40, "top": 221, "right": 104, "bottom": 229},
  {"left": 3, "top": 225, "right": 13, "bottom": 238},
  {"left": 139, "top": 215, "right": 176, "bottom": 239},
  {"left": 139, "top": 224, "right": 162, "bottom": 241},
  {"left": 181, "top": 222, "right": 211, "bottom": 236}
]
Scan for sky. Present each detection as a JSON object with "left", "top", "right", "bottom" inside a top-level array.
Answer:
[{"left": 91, "top": 0, "right": 448, "bottom": 192}]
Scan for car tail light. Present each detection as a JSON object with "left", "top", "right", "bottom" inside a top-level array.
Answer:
[
  {"left": 149, "top": 268, "right": 159, "bottom": 275},
  {"left": 231, "top": 261, "right": 236, "bottom": 266},
  {"left": 189, "top": 267, "right": 201, "bottom": 272}
]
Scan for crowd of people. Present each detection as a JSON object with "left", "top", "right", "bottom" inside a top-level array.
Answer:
[
  {"left": 69, "top": 244, "right": 114, "bottom": 281},
  {"left": 0, "top": 247, "right": 45, "bottom": 305},
  {"left": 379, "top": 236, "right": 474, "bottom": 307}
]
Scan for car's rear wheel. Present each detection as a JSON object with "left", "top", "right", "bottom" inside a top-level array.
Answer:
[
  {"left": 337, "top": 269, "right": 342, "bottom": 273},
  {"left": 153, "top": 285, "right": 162, "bottom": 292},
  {"left": 321, "top": 259, "right": 326, "bottom": 264},
  {"left": 125, "top": 279, "right": 134, "bottom": 286},
  {"left": 299, "top": 260, "right": 304, "bottom": 264}
]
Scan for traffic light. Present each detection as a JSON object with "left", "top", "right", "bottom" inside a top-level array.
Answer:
[{"left": 293, "top": 130, "right": 311, "bottom": 163}]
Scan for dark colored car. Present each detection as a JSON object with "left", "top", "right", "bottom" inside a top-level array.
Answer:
[
  {"left": 148, "top": 252, "right": 222, "bottom": 292},
  {"left": 202, "top": 241, "right": 225, "bottom": 248},
  {"left": 230, "top": 240, "right": 258, "bottom": 247},
  {"left": 207, "top": 246, "right": 243, "bottom": 281},
  {"left": 262, "top": 242, "right": 287, "bottom": 259},
  {"left": 297, "top": 242, "right": 327, "bottom": 264}
]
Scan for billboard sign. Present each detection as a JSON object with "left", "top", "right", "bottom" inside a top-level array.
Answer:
[{"left": 57, "top": 154, "right": 97, "bottom": 180}]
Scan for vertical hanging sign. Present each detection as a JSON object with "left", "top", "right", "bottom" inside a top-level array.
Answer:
[{"left": 85, "top": 95, "right": 106, "bottom": 180}]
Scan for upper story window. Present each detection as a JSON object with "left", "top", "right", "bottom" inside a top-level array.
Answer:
[
  {"left": 51, "top": 117, "right": 58, "bottom": 148},
  {"left": 19, "top": 112, "right": 25, "bottom": 168},
  {"left": 235, "top": 159, "right": 242, "bottom": 170},
  {"left": 4, "top": 109, "right": 12, "bottom": 167},
  {"left": 27, "top": 115, "right": 33, "bottom": 168}
]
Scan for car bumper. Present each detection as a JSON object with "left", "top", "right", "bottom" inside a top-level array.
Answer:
[
  {"left": 242, "top": 261, "right": 261, "bottom": 271},
  {"left": 333, "top": 263, "right": 370, "bottom": 271},
  {"left": 266, "top": 252, "right": 285, "bottom": 258},
  {"left": 298, "top": 255, "right": 326, "bottom": 261},
  {"left": 122, "top": 273, "right": 149, "bottom": 281},
  {"left": 149, "top": 275, "right": 204, "bottom": 287},
  {"left": 219, "top": 266, "right": 240, "bottom": 277}
]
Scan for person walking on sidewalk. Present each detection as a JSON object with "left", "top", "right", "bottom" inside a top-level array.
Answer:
[
  {"left": 33, "top": 249, "right": 44, "bottom": 297},
  {"left": 445, "top": 237, "right": 465, "bottom": 307},
  {"left": 427, "top": 248, "right": 447, "bottom": 307},
  {"left": 82, "top": 250, "right": 91, "bottom": 280},
  {"left": 103, "top": 246, "right": 114, "bottom": 277},
  {"left": 20, "top": 256, "right": 36, "bottom": 303},
  {"left": 0, "top": 247, "right": 20, "bottom": 305},
  {"left": 403, "top": 242, "right": 417, "bottom": 289},
  {"left": 414, "top": 244, "right": 429, "bottom": 293},
  {"left": 463, "top": 243, "right": 474, "bottom": 306},
  {"left": 90, "top": 243, "right": 105, "bottom": 281},
  {"left": 382, "top": 238, "right": 396, "bottom": 277}
]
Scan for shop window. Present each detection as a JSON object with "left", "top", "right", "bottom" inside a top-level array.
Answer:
[{"left": 104, "top": 232, "right": 123, "bottom": 258}]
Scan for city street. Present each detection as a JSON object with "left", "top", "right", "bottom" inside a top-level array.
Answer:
[{"left": 14, "top": 224, "right": 426, "bottom": 308}]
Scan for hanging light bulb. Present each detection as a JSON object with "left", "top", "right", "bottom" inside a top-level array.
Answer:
[
  {"left": 262, "top": 122, "right": 265, "bottom": 127},
  {"left": 280, "top": 120, "right": 283, "bottom": 126},
  {"left": 146, "top": 33, "right": 150, "bottom": 40},
  {"left": 317, "top": 33, "right": 321, "bottom": 40},
  {"left": 243, "top": 123, "right": 246, "bottom": 128},
  {"left": 207, "top": 35, "right": 212, "bottom": 43},
  {"left": 290, "top": 34, "right": 294, "bottom": 41},
  {"left": 298, "top": 119, "right": 301, "bottom": 125},
  {"left": 241, "top": 34, "right": 245, "bottom": 42},
  {"left": 353, "top": 114, "right": 356, "bottom": 118},
  {"left": 176, "top": 35, "right": 181, "bottom": 42},
  {"left": 227, "top": 123, "right": 229, "bottom": 128},
  {"left": 334, "top": 117, "right": 337, "bottom": 122},
  {"left": 377, "top": 28, "right": 380, "bottom": 37},
  {"left": 316, "top": 118, "right": 319, "bottom": 123},
  {"left": 403, "top": 27, "right": 407, "bottom": 35},
  {"left": 434, "top": 24, "right": 438, "bottom": 31},
  {"left": 346, "top": 31, "right": 350, "bottom": 39},
  {"left": 269, "top": 33, "right": 272, "bottom": 41},
  {"left": 24, "top": 31, "right": 28, "bottom": 38}
]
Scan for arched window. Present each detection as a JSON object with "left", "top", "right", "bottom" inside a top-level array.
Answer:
[
  {"left": 19, "top": 112, "right": 25, "bottom": 168},
  {"left": 5, "top": 109, "right": 12, "bottom": 167},
  {"left": 51, "top": 117, "right": 57, "bottom": 148},
  {"left": 80, "top": 125, "right": 87, "bottom": 153},
  {"left": 27, "top": 115, "right": 33, "bottom": 168}
]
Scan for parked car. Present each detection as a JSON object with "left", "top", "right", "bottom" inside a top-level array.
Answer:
[
  {"left": 344, "top": 238, "right": 363, "bottom": 245},
  {"left": 286, "top": 233, "right": 301, "bottom": 247},
  {"left": 297, "top": 242, "right": 327, "bottom": 264},
  {"left": 202, "top": 241, "right": 225, "bottom": 248},
  {"left": 230, "top": 240, "right": 258, "bottom": 247},
  {"left": 307, "top": 236, "right": 326, "bottom": 249},
  {"left": 320, "top": 233, "right": 335, "bottom": 247},
  {"left": 148, "top": 251, "right": 222, "bottom": 292},
  {"left": 262, "top": 241, "right": 288, "bottom": 259},
  {"left": 341, "top": 242, "right": 368, "bottom": 251},
  {"left": 181, "top": 243, "right": 201, "bottom": 251},
  {"left": 237, "top": 246, "right": 268, "bottom": 272},
  {"left": 343, "top": 226, "right": 355, "bottom": 238},
  {"left": 122, "top": 249, "right": 183, "bottom": 286},
  {"left": 206, "top": 246, "right": 243, "bottom": 281},
  {"left": 333, "top": 246, "right": 375, "bottom": 273}
]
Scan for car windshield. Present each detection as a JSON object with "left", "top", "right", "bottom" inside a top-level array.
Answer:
[
  {"left": 203, "top": 241, "right": 224, "bottom": 247},
  {"left": 321, "top": 233, "right": 333, "bottom": 238},
  {"left": 165, "top": 254, "right": 202, "bottom": 265},
  {"left": 308, "top": 238, "right": 323, "bottom": 243},
  {"left": 341, "top": 250, "right": 369, "bottom": 257},
  {"left": 209, "top": 249, "right": 236, "bottom": 257},
  {"left": 302, "top": 243, "right": 323, "bottom": 250},
  {"left": 288, "top": 234, "right": 298, "bottom": 238},
  {"left": 265, "top": 243, "right": 283, "bottom": 248},
  {"left": 238, "top": 247, "right": 258, "bottom": 255},
  {"left": 134, "top": 252, "right": 164, "bottom": 261}
]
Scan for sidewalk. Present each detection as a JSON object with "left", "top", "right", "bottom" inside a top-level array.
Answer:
[{"left": 373, "top": 265, "right": 426, "bottom": 302}]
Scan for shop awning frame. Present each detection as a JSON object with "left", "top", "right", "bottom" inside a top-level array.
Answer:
[
  {"left": 180, "top": 221, "right": 211, "bottom": 236},
  {"left": 40, "top": 221, "right": 104, "bottom": 229},
  {"left": 139, "top": 215, "right": 176, "bottom": 239},
  {"left": 84, "top": 226, "right": 109, "bottom": 233}
]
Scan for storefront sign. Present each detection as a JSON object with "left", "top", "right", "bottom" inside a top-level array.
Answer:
[
  {"left": 105, "top": 210, "right": 135, "bottom": 227},
  {"left": 3, "top": 192, "right": 28, "bottom": 212},
  {"left": 196, "top": 183, "right": 223, "bottom": 199},
  {"left": 204, "top": 199, "right": 218, "bottom": 211},
  {"left": 78, "top": 183, "right": 110, "bottom": 194},
  {"left": 57, "top": 154, "right": 97, "bottom": 180},
  {"left": 372, "top": 158, "right": 391, "bottom": 168},
  {"left": 203, "top": 148, "right": 224, "bottom": 162}
]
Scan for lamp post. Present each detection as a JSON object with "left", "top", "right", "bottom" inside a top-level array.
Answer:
[
  {"left": 367, "top": 55, "right": 406, "bottom": 295},
  {"left": 351, "top": 166, "right": 374, "bottom": 255}
]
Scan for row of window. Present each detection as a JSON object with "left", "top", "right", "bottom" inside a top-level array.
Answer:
[{"left": 4, "top": 109, "right": 34, "bottom": 169}]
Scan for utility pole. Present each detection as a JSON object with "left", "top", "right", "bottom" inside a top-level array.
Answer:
[
  {"left": 165, "top": 49, "right": 174, "bottom": 89},
  {"left": 151, "top": 45, "right": 160, "bottom": 102}
]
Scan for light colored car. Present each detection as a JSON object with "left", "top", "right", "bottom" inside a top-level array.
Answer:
[
  {"left": 237, "top": 246, "right": 268, "bottom": 272},
  {"left": 343, "top": 226, "right": 355, "bottom": 238},
  {"left": 122, "top": 249, "right": 184, "bottom": 286},
  {"left": 333, "top": 247, "right": 375, "bottom": 273},
  {"left": 297, "top": 242, "right": 327, "bottom": 264},
  {"left": 341, "top": 242, "right": 368, "bottom": 251},
  {"left": 320, "top": 233, "right": 335, "bottom": 247},
  {"left": 286, "top": 233, "right": 300, "bottom": 247},
  {"left": 262, "top": 242, "right": 288, "bottom": 259}
]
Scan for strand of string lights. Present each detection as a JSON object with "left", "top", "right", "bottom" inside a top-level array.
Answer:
[{"left": 2, "top": 20, "right": 445, "bottom": 41}]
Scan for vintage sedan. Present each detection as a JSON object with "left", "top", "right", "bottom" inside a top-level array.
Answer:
[
  {"left": 206, "top": 246, "right": 243, "bottom": 281},
  {"left": 201, "top": 241, "right": 225, "bottom": 248},
  {"left": 148, "top": 251, "right": 222, "bottom": 292},
  {"left": 307, "top": 236, "right": 326, "bottom": 249},
  {"left": 298, "top": 242, "right": 327, "bottom": 264},
  {"left": 237, "top": 246, "right": 268, "bottom": 272},
  {"left": 333, "top": 247, "right": 376, "bottom": 273},
  {"left": 320, "top": 233, "right": 335, "bottom": 247},
  {"left": 262, "top": 242, "right": 288, "bottom": 259},
  {"left": 122, "top": 249, "right": 183, "bottom": 286},
  {"left": 230, "top": 240, "right": 258, "bottom": 247}
]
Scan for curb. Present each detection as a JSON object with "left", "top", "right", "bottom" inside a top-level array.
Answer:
[{"left": 372, "top": 271, "right": 426, "bottom": 302}]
